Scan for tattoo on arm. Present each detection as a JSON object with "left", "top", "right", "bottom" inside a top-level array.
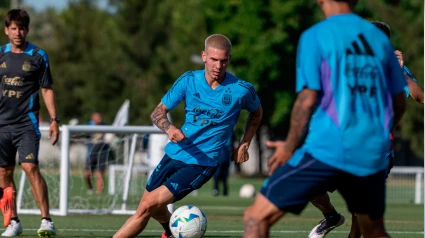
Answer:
[
  {"left": 243, "top": 217, "right": 262, "bottom": 238},
  {"left": 241, "top": 106, "right": 263, "bottom": 144},
  {"left": 285, "top": 90, "right": 317, "bottom": 152},
  {"left": 150, "top": 103, "right": 172, "bottom": 132}
]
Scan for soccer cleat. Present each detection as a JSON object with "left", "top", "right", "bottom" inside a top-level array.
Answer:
[
  {"left": 1, "top": 220, "right": 22, "bottom": 237},
  {"left": 308, "top": 214, "right": 345, "bottom": 238},
  {"left": 0, "top": 187, "right": 13, "bottom": 228},
  {"left": 161, "top": 231, "right": 174, "bottom": 238},
  {"left": 37, "top": 219, "right": 56, "bottom": 237}
]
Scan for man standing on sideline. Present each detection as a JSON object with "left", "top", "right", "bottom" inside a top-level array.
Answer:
[
  {"left": 84, "top": 112, "right": 108, "bottom": 195},
  {"left": 113, "top": 34, "right": 263, "bottom": 238},
  {"left": 243, "top": 0, "right": 406, "bottom": 237},
  {"left": 0, "top": 9, "right": 58, "bottom": 237}
]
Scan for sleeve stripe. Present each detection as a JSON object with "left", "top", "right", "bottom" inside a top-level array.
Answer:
[
  {"left": 37, "top": 49, "right": 49, "bottom": 68},
  {"left": 238, "top": 82, "right": 256, "bottom": 100},
  {"left": 169, "top": 71, "right": 193, "bottom": 92},
  {"left": 404, "top": 66, "right": 416, "bottom": 81}
]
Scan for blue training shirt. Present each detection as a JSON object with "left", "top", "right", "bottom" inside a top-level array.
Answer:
[
  {"left": 288, "top": 14, "right": 406, "bottom": 176},
  {"left": 161, "top": 70, "right": 260, "bottom": 166}
]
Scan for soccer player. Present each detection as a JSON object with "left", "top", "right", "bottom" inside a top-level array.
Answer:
[
  {"left": 0, "top": 9, "right": 58, "bottom": 237},
  {"left": 242, "top": 0, "right": 407, "bottom": 237},
  {"left": 306, "top": 20, "right": 424, "bottom": 238},
  {"left": 113, "top": 34, "right": 263, "bottom": 238}
]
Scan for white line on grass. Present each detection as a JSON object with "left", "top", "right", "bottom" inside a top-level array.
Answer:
[{"left": 22, "top": 228, "right": 424, "bottom": 234}]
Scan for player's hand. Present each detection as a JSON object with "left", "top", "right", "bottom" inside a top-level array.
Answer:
[
  {"left": 233, "top": 142, "right": 249, "bottom": 164},
  {"left": 49, "top": 121, "right": 60, "bottom": 145},
  {"left": 166, "top": 125, "right": 187, "bottom": 143},
  {"left": 395, "top": 50, "right": 404, "bottom": 68},
  {"left": 266, "top": 140, "right": 292, "bottom": 176}
]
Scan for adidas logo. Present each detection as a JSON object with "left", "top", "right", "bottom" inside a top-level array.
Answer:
[
  {"left": 25, "top": 153, "right": 35, "bottom": 160},
  {"left": 170, "top": 182, "right": 178, "bottom": 190},
  {"left": 0, "top": 62, "right": 6, "bottom": 68},
  {"left": 346, "top": 33, "right": 374, "bottom": 56},
  {"left": 193, "top": 93, "right": 200, "bottom": 98}
]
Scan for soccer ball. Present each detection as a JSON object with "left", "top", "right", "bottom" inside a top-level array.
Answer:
[
  {"left": 239, "top": 184, "right": 256, "bottom": 198},
  {"left": 169, "top": 205, "right": 207, "bottom": 238}
]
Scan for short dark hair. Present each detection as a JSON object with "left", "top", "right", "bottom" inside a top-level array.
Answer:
[
  {"left": 371, "top": 21, "right": 391, "bottom": 38},
  {"left": 334, "top": 0, "right": 358, "bottom": 7},
  {"left": 5, "top": 9, "right": 30, "bottom": 28}
]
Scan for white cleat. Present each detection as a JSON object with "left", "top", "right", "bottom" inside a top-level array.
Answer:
[
  {"left": 1, "top": 220, "right": 23, "bottom": 237},
  {"left": 37, "top": 219, "right": 56, "bottom": 237},
  {"left": 308, "top": 214, "right": 345, "bottom": 238}
]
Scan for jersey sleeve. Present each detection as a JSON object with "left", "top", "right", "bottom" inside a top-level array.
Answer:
[
  {"left": 403, "top": 66, "right": 417, "bottom": 98},
  {"left": 296, "top": 29, "right": 322, "bottom": 93},
  {"left": 385, "top": 45, "right": 406, "bottom": 95},
  {"left": 37, "top": 50, "right": 53, "bottom": 88},
  {"left": 161, "top": 72, "right": 189, "bottom": 110},
  {"left": 240, "top": 81, "right": 261, "bottom": 112}
]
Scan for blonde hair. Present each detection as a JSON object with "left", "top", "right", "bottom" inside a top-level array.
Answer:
[{"left": 205, "top": 34, "right": 232, "bottom": 52}]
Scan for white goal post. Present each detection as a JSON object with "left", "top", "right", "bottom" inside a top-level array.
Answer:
[{"left": 18, "top": 125, "right": 164, "bottom": 216}]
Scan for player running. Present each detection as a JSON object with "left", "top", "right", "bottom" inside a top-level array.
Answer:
[
  {"left": 113, "top": 34, "right": 263, "bottom": 238},
  {"left": 243, "top": 0, "right": 406, "bottom": 237}
]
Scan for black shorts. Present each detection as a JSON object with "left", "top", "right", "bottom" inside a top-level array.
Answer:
[
  {"left": 0, "top": 130, "right": 40, "bottom": 167},
  {"left": 261, "top": 153, "right": 386, "bottom": 219},
  {"left": 86, "top": 143, "right": 110, "bottom": 171}
]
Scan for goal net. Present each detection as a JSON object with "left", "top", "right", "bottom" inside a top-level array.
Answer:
[{"left": 17, "top": 125, "right": 167, "bottom": 216}]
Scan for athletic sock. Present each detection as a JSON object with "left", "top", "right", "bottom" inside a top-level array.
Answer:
[
  {"left": 160, "top": 222, "right": 172, "bottom": 236},
  {"left": 323, "top": 208, "right": 340, "bottom": 223},
  {"left": 41, "top": 217, "right": 52, "bottom": 222},
  {"left": 11, "top": 217, "right": 19, "bottom": 223}
]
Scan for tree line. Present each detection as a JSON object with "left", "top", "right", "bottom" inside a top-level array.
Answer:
[{"left": 0, "top": 0, "right": 423, "bottom": 164}]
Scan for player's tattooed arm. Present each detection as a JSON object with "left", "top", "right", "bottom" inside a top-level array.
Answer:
[
  {"left": 285, "top": 89, "right": 318, "bottom": 153},
  {"left": 405, "top": 73, "right": 424, "bottom": 104},
  {"left": 240, "top": 105, "right": 263, "bottom": 146},
  {"left": 150, "top": 102, "right": 172, "bottom": 132}
]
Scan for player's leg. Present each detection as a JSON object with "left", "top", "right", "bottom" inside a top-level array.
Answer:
[
  {"left": 83, "top": 168, "right": 93, "bottom": 194},
  {"left": 243, "top": 153, "right": 338, "bottom": 238},
  {"left": 309, "top": 192, "right": 345, "bottom": 238},
  {"left": 338, "top": 169, "right": 388, "bottom": 238},
  {"left": 0, "top": 132, "right": 22, "bottom": 236},
  {"left": 348, "top": 213, "right": 361, "bottom": 238},
  {"left": 243, "top": 193, "right": 285, "bottom": 238},
  {"left": 95, "top": 145, "right": 108, "bottom": 194},
  {"left": 113, "top": 186, "right": 175, "bottom": 238},
  {"left": 16, "top": 130, "right": 55, "bottom": 237},
  {"left": 348, "top": 152, "right": 393, "bottom": 238},
  {"left": 151, "top": 156, "right": 218, "bottom": 237},
  {"left": 222, "top": 159, "right": 230, "bottom": 196},
  {"left": 212, "top": 163, "right": 222, "bottom": 196},
  {"left": 95, "top": 170, "right": 105, "bottom": 194}
]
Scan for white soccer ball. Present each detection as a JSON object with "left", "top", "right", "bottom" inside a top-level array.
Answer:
[
  {"left": 239, "top": 184, "right": 256, "bottom": 198},
  {"left": 169, "top": 205, "right": 207, "bottom": 238}
]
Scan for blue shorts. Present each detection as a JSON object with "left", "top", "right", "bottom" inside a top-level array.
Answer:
[
  {"left": 261, "top": 153, "right": 386, "bottom": 219},
  {"left": 146, "top": 154, "right": 218, "bottom": 202}
]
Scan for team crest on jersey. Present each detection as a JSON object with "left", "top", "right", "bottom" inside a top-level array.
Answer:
[
  {"left": 22, "top": 60, "right": 31, "bottom": 71},
  {"left": 222, "top": 94, "right": 232, "bottom": 106}
]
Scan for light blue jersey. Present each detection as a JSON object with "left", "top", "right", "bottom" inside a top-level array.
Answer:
[
  {"left": 288, "top": 14, "right": 406, "bottom": 176},
  {"left": 161, "top": 70, "right": 260, "bottom": 166}
]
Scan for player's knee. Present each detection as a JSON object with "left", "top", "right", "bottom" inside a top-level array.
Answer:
[
  {"left": 244, "top": 206, "right": 259, "bottom": 221},
  {"left": 135, "top": 200, "right": 154, "bottom": 218}
]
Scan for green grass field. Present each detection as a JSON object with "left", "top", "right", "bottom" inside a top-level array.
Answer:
[{"left": 8, "top": 175, "right": 424, "bottom": 237}]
